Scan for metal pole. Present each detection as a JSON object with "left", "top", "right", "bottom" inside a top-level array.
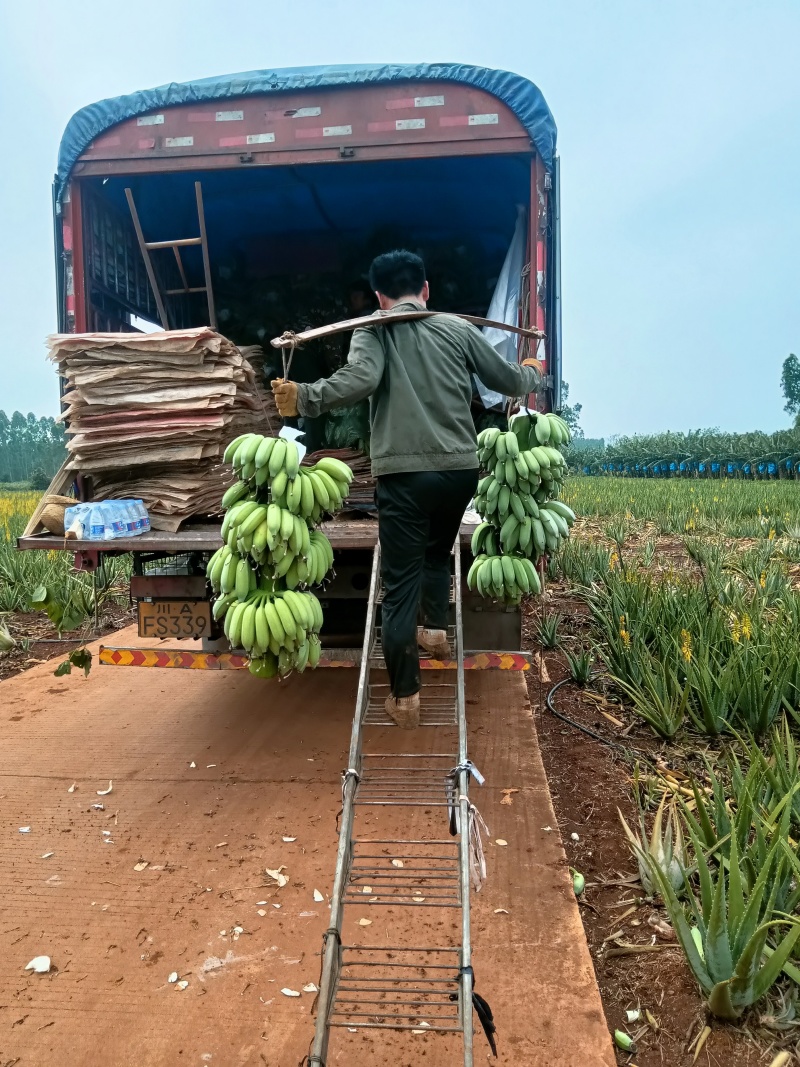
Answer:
[
  {"left": 310, "top": 544, "right": 381, "bottom": 1065},
  {"left": 454, "top": 540, "right": 474, "bottom": 1065}
]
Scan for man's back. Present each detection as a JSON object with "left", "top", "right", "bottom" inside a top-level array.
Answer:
[{"left": 297, "top": 299, "right": 540, "bottom": 476}]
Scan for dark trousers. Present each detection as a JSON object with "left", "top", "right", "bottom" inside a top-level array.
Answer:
[{"left": 377, "top": 468, "right": 479, "bottom": 698}]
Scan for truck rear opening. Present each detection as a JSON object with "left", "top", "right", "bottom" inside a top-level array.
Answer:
[{"left": 24, "top": 64, "right": 561, "bottom": 660}]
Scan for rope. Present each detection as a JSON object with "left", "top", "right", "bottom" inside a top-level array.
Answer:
[
  {"left": 341, "top": 767, "right": 360, "bottom": 805},
  {"left": 451, "top": 793, "right": 490, "bottom": 893},
  {"left": 280, "top": 332, "right": 300, "bottom": 380}
]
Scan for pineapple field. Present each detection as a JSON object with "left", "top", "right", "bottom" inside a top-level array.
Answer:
[
  {"left": 530, "top": 475, "right": 800, "bottom": 1064},
  {"left": 0, "top": 490, "right": 130, "bottom": 677}
]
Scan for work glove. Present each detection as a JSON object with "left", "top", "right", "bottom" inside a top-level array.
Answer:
[
  {"left": 271, "top": 378, "right": 299, "bottom": 417},
  {"left": 521, "top": 357, "right": 544, "bottom": 376}
]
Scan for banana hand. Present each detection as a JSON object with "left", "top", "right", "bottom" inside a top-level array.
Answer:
[{"left": 271, "top": 378, "right": 299, "bottom": 417}]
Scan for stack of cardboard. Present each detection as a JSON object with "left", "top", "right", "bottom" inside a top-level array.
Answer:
[{"left": 47, "top": 329, "right": 277, "bottom": 531}]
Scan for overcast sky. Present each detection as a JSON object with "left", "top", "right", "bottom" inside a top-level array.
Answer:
[{"left": 1, "top": 0, "right": 798, "bottom": 440}]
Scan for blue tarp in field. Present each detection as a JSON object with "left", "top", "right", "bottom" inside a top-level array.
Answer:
[{"left": 56, "top": 62, "right": 557, "bottom": 200}]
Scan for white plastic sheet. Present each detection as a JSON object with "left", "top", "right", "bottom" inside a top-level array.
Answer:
[{"left": 476, "top": 205, "right": 528, "bottom": 410}]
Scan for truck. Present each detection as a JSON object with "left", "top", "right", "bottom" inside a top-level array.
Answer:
[{"left": 21, "top": 62, "right": 561, "bottom": 668}]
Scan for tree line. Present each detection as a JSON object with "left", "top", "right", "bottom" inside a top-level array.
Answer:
[{"left": 0, "top": 411, "right": 67, "bottom": 486}]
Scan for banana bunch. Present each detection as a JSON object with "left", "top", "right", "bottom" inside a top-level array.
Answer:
[
  {"left": 470, "top": 414, "right": 577, "bottom": 604},
  {"left": 467, "top": 553, "right": 542, "bottom": 603},
  {"left": 218, "top": 584, "right": 323, "bottom": 678},
  {"left": 207, "top": 432, "right": 355, "bottom": 678}
]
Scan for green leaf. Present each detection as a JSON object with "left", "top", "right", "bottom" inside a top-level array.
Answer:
[
  {"left": 707, "top": 979, "right": 738, "bottom": 1021},
  {"left": 727, "top": 831, "right": 745, "bottom": 945},
  {"left": 70, "top": 648, "right": 92, "bottom": 677},
  {"left": 704, "top": 862, "right": 733, "bottom": 984},
  {"left": 645, "top": 854, "right": 711, "bottom": 991},
  {"left": 59, "top": 604, "right": 86, "bottom": 634},
  {"left": 53, "top": 660, "right": 73, "bottom": 677},
  {"left": 685, "top": 821, "right": 713, "bottom": 921},
  {"left": 30, "top": 584, "right": 49, "bottom": 607},
  {"left": 750, "top": 923, "right": 800, "bottom": 1003}
]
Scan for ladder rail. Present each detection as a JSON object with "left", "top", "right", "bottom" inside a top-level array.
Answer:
[
  {"left": 454, "top": 539, "right": 474, "bottom": 1063},
  {"left": 309, "top": 543, "right": 381, "bottom": 1064}
]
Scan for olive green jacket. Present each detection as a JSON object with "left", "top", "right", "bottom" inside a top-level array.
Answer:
[{"left": 296, "top": 301, "right": 541, "bottom": 477}]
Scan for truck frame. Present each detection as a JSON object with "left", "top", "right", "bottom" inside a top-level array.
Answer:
[{"left": 21, "top": 62, "right": 561, "bottom": 668}]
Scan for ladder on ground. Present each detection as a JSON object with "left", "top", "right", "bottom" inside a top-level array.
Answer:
[
  {"left": 308, "top": 539, "right": 488, "bottom": 1066},
  {"left": 125, "top": 181, "right": 217, "bottom": 330}
]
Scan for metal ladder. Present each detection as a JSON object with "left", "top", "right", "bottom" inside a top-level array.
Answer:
[{"left": 308, "top": 539, "right": 482, "bottom": 1065}]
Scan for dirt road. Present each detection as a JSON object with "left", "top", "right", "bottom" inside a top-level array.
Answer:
[{"left": 0, "top": 625, "right": 613, "bottom": 1065}]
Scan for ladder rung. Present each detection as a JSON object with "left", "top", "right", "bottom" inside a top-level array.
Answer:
[
  {"left": 145, "top": 237, "right": 203, "bottom": 249},
  {"left": 346, "top": 839, "right": 461, "bottom": 907},
  {"left": 371, "top": 623, "right": 456, "bottom": 662},
  {"left": 377, "top": 575, "right": 456, "bottom": 605},
  {"left": 356, "top": 754, "right": 458, "bottom": 807},
  {"left": 329, "top": 945, "right": 463, "bottom": 1032}
]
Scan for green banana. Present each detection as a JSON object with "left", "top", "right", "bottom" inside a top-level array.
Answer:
[
  {"left": 314, "top": 456, "right": 354, "bottom": 483},
  {"left": 254, "top": 435, "right": 276, "bottom": 470},
  {"left": 511, "top": 556, "right": 530, "bottom": 594},
  {"left": 264, "top": 599, "right": 285, "bottom": 646},
  {"left": 223, "top": 433, "right": 253, "bottom": 464},
  {"left": 241, "top": 602, "right": 257, "bottom": 651},
  {"left": 283, "top": 440, "right": 300, "bottom": 479},
  {"left": 467, "top": 554, "right": 487, "bottom": 590},
  {"left": 235, "top": 557, "right": 252, "bottom": 601},
  {"left": 503, "top": 431, "right": 519, "bottom": 459},
  {"left": 546, "top": 500, "right": 576, "bottom": 525},
  {"left": 510, "top": 493, "right": 527, "bottom": 524},
  {"left": 255, "top": 601, "right": 270, "bottom": 650},
  {"left": 268, "top": 438, "right": 287, "bottom": 479},
  {"left": 534, "top": 416, "right": 551, "bottom": 444},
  {"left": 239, "top": 505, "right": 269, "bottom": 538},
  {"left": 221, "top": 481, "right": 250, "bottom": 509}
]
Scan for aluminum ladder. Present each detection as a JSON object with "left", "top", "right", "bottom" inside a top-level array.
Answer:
[{"left": 307, "top": 539, "right": 487, "bottom": 1066}]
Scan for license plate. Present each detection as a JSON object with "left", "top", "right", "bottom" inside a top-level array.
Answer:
[{"left": 137, "top": 599, "right": 211, "bottom": 640}]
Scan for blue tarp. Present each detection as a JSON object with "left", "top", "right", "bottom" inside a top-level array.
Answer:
[{"left": 56, "top": 62, "right": 557, "bottom": 200}]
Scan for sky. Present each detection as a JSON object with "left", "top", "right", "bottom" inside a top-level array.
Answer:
[{"left": 0, "top": 0, "right": 798, "bottom": 441}]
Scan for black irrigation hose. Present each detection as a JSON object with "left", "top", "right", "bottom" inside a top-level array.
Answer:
[{"left": 545, "top": 676, "right": 626, "bottom": 752}]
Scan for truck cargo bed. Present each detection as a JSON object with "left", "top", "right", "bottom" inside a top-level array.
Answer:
[{"left": 18, "top": 518, "right": 475, "bottom": 554}]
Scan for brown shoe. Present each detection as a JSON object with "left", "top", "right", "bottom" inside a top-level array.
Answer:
[
  {"left": 417, "top": 627, "right": 450, "bottom": 659},
  {"left": 385, "top": 692, "right": 421, "bottom": 729}
]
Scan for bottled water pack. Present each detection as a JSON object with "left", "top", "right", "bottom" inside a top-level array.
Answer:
[{"left": 65, "top": 499, "right": 151, "bottom": 541}]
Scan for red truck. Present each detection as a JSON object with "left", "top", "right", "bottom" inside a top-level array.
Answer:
[{"left": 22, "top": 62, "right": 561, "bottom": 667}]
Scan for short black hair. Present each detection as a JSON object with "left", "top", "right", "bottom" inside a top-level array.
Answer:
[{"left": 368, "top": 250, "right": 426, "bottom": 300}]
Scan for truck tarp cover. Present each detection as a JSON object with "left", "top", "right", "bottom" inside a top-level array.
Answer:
[{"left": 56, "top": 62, "right": 557, "bottom": 199}]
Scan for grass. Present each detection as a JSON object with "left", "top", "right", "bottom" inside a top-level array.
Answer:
[
  {"left": 0, "top": 489, "right": 129, "bottom": 623},
  {"left": 561, "top": 476, "right": 800, "bottom": 539}
]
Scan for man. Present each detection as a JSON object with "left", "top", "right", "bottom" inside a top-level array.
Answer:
[{"left": 272, "top": 250, "right": 542, "bottom": 729}]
